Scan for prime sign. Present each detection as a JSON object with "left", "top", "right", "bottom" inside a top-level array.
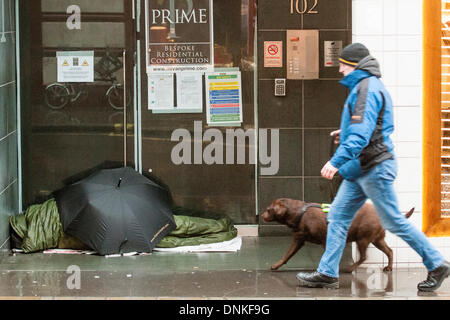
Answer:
[
  {"left": 146, "top": 0, "right": 213, "bottom": 72},
  {"left": 151, "top": 8, "right": 208, "bottom": 24}
]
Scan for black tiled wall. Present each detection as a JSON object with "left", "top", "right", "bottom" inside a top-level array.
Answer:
[{"left": 258, "top": 0, "right": 352, "bottom": 232}]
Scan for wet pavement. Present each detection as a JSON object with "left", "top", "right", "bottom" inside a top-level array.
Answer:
[{"left": 0, "top": 237, "right": 449, "bottom": 300}]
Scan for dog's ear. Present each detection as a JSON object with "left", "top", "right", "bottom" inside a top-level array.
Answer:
[{"left": 272, "top": 200, "right": 288, "bottom": 220}]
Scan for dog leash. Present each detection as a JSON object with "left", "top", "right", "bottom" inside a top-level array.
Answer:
[
  {"left": 328, "top": 132, "right": 342, "bottom": 199},
  {"left": 321, "top": 203, "right": 331, "bottom": 213}
]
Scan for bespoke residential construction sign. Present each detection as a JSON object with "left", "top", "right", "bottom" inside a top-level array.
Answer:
[{"left": 146, "top": 0, "right": 214, "bottom": 73}]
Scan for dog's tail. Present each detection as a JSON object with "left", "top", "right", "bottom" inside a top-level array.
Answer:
[{"left": 405, "top": 207, "right": 415, "bottom": 219}]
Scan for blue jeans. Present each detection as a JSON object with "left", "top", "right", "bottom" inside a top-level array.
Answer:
[{"left": 317, "top": 158, "right": 444, "bottom": 278}]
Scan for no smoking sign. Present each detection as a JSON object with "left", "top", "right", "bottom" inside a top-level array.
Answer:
[
  {"left": 268, "top": 44, "right": 278, "bottom": 55},
  {"left": 264, "top": 41, "right": 283, "bottom": 68}
]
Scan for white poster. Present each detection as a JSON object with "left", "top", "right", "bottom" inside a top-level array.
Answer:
[
  {"left": 324, "top": 41, "right": 342, "bottom": 67},
  {"left": 176, "top": 73, "right": 203, "bottom": 109},
  {"left": 57, "top": 51, "right": 94, "bottom": 82},
  {"left": 148, "top": 73, "right": 175, "bottom": 110}
]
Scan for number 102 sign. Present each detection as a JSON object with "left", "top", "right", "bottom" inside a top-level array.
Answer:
[{"left": 290, "top": 0, "right": 319, "bottom": 15}]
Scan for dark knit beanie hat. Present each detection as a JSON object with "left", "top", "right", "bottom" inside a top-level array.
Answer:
[{"left": 339, "top": 43, "right": 370, "bottom": 67}]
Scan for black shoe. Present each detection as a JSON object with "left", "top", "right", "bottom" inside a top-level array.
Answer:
[
  {"left": 417, "top": 261, "right": 450, "bottom": 292},
  {"left": 296, "top": 271, "right": 339, "bottom": 289}
]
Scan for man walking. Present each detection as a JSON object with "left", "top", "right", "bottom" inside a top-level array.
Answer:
[{"left": 296, "top": 43, "right": 449, "bottom": 291}]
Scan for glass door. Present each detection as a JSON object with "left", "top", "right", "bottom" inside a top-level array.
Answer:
[
  {"left": 20, "top": 0, "right": 135, "bottom": 207},
  {"left": 137, "top": 0, "right": 257, "bottom": 223}
]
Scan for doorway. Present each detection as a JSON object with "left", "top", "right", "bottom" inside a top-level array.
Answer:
[
  {"left": 134, "top": 0, "right": 257, "bottom": 224},
  {"left": 19, "top": 0, "right": 136, "bottom": 207},
  {"left": 20, "top": 0, "right": 258, "bottom": 224}
]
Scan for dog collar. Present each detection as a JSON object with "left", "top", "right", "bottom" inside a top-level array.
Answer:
[{"left": 290, "top": 203, "right": 323, "bottom": 231}]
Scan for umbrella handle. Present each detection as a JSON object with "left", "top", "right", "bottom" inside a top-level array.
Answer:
[{"left": 119, "top": 238, "right": 128, "bottom": 255}]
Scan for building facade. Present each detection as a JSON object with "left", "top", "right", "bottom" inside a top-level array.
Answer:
[{"left": 0, "top": 0, "right": 449, "bottom": 269}]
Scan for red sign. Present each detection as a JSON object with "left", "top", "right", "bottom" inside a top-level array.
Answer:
[
  {"left": 264, "top": 41, "right": 283, "bottom": 68},
  {"left": 267, "top": 44, "right": 278, "bottom": 55}
]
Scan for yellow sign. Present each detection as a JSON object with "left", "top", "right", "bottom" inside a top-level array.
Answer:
[
  {"left": 82, "top": 60, "right": 89, "bottom": 66},
  {"left": 62, "top": 60, "right": 69, "bottom": 67}
]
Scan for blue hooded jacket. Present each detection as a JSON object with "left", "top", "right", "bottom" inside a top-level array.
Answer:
[{"left": 331, "top": 55, "right": 395, "bottom": 180}]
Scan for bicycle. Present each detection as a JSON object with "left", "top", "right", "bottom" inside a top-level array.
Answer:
[{"left": 44, "top": 50, "right": 131, "bottom": 110}]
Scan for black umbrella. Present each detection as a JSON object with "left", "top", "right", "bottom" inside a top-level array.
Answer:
[{"left": 55, "top": 167, "right": 176, "bottom": 255}]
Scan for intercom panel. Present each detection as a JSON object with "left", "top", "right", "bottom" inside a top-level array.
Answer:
[
  {"left": 274, "top": 78, "right": 286, "bottom": 96},
  {"left": 286, "top": 30, "right": 319, "bottom": 80}
]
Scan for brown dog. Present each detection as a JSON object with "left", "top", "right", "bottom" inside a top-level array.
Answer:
[{"left": 261, "top": 198, "right": 414, "bottom": 272}]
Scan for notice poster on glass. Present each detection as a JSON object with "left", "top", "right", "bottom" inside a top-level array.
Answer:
[
  {"left": 57, "top": 51, "right": 94, "bottom": 82},
  {"left": 205, "top": 71, "right": 243, "bottom": 126},
  {"left": 176, "top": 73, "right": 203, "bottom": 109},
  {"left": 148, "top": 73, "right": 174, "bottom": 110}
]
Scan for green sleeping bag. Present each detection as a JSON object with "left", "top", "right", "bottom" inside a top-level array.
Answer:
[{"left": 9, "top": 198, "right": 237, "bottom": 253}]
